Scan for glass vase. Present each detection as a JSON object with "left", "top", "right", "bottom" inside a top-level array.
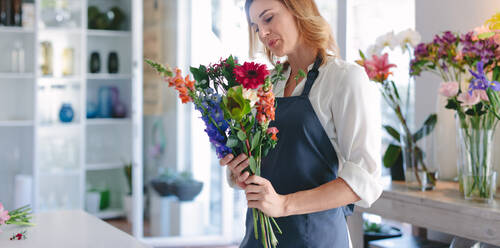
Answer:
[
  {"left": 400, "top": 125, "right": 438, "bottom": 191},
  {"left": 456, "top": 113, "right": 498, "bottom": 203}
]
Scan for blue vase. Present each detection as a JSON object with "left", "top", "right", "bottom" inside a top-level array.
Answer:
[
  {"left": 98, "top": 86, "right": 112, "bottom": 118},
  {"left": 59, "top": 103, "right": 74, "bottom": 123},
  {"left": 87, "top": 102, "right": 98, "bottom": 118}
]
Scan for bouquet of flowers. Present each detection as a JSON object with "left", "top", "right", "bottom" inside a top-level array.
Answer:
[
  {"left": 409, "top": 13, "right": 500, "bottom": 201},
  {"left": 356, "top": 29, "right": 438, "bottom": 190},
  {"left": 0, "top": 203, "right": 35, "bottom": 233},
  {"left": 146, "top": 56, "right": 284, "bottom": 248}
]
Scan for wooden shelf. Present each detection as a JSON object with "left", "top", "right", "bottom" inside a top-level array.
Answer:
[{"left": 355, "top": 177, "right": 500, "bottom": 246}]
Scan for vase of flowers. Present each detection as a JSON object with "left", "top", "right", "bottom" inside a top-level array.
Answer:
[
  {"left": 410, "top": 15, "right": 500, "bottom": 202},
  {"left": 357, "top": 29, "right": 438, "bottom": 191}
]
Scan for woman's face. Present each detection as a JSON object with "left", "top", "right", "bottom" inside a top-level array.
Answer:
[{"left": 249, "top": 0, "right": 300, "bottom": 57}]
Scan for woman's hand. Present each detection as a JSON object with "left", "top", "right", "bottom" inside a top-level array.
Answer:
[
  {"left": 244, "top": 175, "right": 289, "bottom": 218},
  {"left": 219, "top": 153, "right": 251, "bottom": 189}
]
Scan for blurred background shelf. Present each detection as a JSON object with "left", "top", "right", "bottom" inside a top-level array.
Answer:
[
  {"left": 0, "top": 120, "right": 34, "bottom": 127},
  {"left": 86, "top": 118, "right": 131, "bottom": 125},
  {"left": 87, "top": 30, "right": 131, "bottom": 37},
  {"left": 86, "top": 162, "right": 125, "bottom": 171}
]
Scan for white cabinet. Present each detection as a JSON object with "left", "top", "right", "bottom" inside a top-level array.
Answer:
[{"left": 0, "top": 0, "right": 142, "bottom": 220}]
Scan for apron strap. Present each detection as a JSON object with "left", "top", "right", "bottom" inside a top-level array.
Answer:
[{"left": 301, "top": 54, "right": 323, "bottom": 97}]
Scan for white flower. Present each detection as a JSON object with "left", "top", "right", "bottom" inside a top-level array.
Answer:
[
  {"left": 242, "top": 88, "right": 259, "bottom": 107},
  {"left": 375, "top": 31, "right": 398, "bottom": 50},
  {"left": 365, "top": 44, "right": 383, "bottom": 58},
  {"left": 396, "top": 28, "right": 421, "bottom": 50}
]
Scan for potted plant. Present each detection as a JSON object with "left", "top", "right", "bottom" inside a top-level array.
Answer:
[
  {"left": 363, "top": 220, "right": 402, "bottom": 248},
  {"left": 150, "top": 168, "right": 177, "bottom": 197},
  {"left": 172, "top": 171, "right": 203, "bottom": 202}
]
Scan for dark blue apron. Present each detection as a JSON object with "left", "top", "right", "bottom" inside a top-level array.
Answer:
[{"left": 240, "top": 56, "right": 354, "bottom": 248}]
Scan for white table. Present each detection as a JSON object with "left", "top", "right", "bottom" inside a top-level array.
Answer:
[
  {"left": 0, "top": 210, "right": 151, "bottom": 248},
  {"left": 348, "top": 177, "right": 500, "bottom": 247}
]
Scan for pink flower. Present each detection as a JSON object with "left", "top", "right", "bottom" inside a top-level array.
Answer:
[
  {"left": 361, "top": 53, "right": 396, "bottom": 82},
  {"left": 475, "top": 89, "right": 489, "bottom": 102},
  {"left": 266, "top": 127, "right": 279, "bottom": 141},
  {"left": 0, "top": 203, "right": 10, "bottom": 226},
  {"left": 457, "top": 91, "right": 480, "bottom": 106},
  {"left": 473, "top": 25, "right": 492, "bottom": 40},
  {"left": 439, "top": 81, "right": 459, "bottom": 97}
]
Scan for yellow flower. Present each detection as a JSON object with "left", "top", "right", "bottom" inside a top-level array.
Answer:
[{"left": 485, "top": 12, "right": 500, "bottom": 31}]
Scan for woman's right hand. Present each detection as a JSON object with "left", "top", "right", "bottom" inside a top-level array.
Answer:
[{"left": 219, "top": 153, "right": 250, "bottom": 189}]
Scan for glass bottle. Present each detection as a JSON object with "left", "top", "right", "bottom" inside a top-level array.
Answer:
[
  {"left": 40, "top": 41, "right": 53, "bottom": 76},
  {"left": 62, "top": 47, "right": 74, "bottom": 76}
]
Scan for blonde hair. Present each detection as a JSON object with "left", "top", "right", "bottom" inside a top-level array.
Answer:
[{"left": 245, "top": 0, "right": 340, "bottom": 65}]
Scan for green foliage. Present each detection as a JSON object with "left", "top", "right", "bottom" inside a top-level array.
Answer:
[{"left": 383, "top": 144, "right": 401, "bottom": 168}]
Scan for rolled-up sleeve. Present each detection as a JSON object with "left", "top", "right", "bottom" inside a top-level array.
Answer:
[{"left": 333, "top": 64, "right": 383, "bottom": 208}]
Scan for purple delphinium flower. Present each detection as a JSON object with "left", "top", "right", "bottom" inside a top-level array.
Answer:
[
  {"left": 468, "top": 61, "right": 500, "bottom": 93},
  {"left": 195, "top": 93, "right": 232, "bottom": 158}
]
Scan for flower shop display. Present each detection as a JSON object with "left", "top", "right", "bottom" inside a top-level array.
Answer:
[
  {"left": 410, "top": 13, "right": 500, "bottom": 202},
  {"left": 357, "top": 29, "right": 438, "bottom": 191}
]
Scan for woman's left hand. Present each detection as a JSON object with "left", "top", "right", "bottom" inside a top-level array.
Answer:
[{"left": 244, "top": 175, "right": 289, "bottom": 218}]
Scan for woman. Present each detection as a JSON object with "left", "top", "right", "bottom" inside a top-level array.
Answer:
[{"left": 219, "top": 0, "right": 383, "bottom": 247}]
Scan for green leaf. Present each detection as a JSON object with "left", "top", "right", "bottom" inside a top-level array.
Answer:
[
  {"left": 359, "top": 50, "right": 366, "bottom": 60},
  {"left": 390, "top": 81, "right": 401, "bottom": 100},
  {"left": 263, "top": 147, "right": 270, "bottom": 157},
  {"left": 478, "top": 31, "right": 495, "bottom": 40},
  {"left": 383, "top": 125, "right": 400, "bottom": 142},
  {"left": 493, "top": 66, "right": 500, "bottom": 81},
  {"left": 237, "top": 130, "right": 247, "bottom": 141},
  {"left": 226, "top": 137, "right": 239, "bottom": 148},
  {"left": 249, "top": 156, "right": 256, "bottom": 174},
  {"left": 413, "top": 113, "right": 437, "bottom": 142},
  {"left": 383, "top": 144, "right": 401, "bottom": 168},
  {"left": 486, "top": 88, "right": 500, "bottom": 119},
  {"left": 445, "top": 99, "right": 459, "bottom": 110},
  {"left": 251, "top": 131, "right": 261, "bottom": 151},
  {"left": 190, "top": 65, "right": 209, "bottom": 83}
]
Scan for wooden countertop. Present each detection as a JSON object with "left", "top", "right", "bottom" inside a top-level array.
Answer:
[{"left": 358, "top": 178, "right": 500, "bottom": 245}]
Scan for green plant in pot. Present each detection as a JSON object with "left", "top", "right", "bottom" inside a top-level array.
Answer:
[{"left": 172, "top": 171, "right": 203, "bottom": 202}]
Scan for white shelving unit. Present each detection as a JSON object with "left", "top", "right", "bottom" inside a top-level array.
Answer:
[{"left": 0, "top": 0, "right": 142, "bottom": 221}]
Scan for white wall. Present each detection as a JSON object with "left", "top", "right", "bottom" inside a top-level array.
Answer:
[{"left": 415, "top": 0, "right": 500, "bottom": 182}]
